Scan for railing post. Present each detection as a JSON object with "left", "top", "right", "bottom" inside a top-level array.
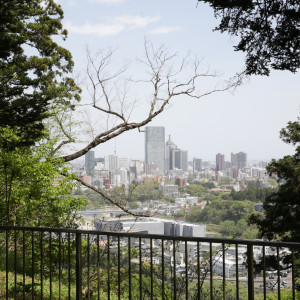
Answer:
[
  {"left": 247, "top": 244, "right": 254, "bottom": 300},
  {"left": 76, "top": 231, "right": 82, "bottom": 300}
]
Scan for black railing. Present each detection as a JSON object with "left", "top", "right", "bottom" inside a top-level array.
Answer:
[{"left": 0, "top": 225, "right": 299, "bottom": 299}]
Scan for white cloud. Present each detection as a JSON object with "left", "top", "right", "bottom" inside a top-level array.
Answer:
[
  {"left": 66, "top": 22, "right": 124, "bottom": 36},
  {"left": 66, "top": 15, "right": 160, "bottom": 37},
  {"left": 149, "top": 26, "right": 181, "bottom": 35},
  {"left": 115, "top": 15, "right": 160, "bottom": 27}
]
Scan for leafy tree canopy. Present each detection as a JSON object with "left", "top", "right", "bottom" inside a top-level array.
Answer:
[
  {"left": 0, "top": 128, "right": 86, "bottom": 227},
  {"left": 0, "top": 0, "right": 81, "bottom": 148},
  {"left": 200, "top": 0, "right": 300, "bottom": 75},
  {"left": 230, "top": 186, "right": 275, "bottom": 202},
  {"left": 186, "top": 199, "right": 255, "bottom": 224},
  {"left": 249, "top": 119, "right": 300, "bottom": 242}
]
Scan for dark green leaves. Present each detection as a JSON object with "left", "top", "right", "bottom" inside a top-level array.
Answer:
[
  {"left": 0, "top": 0, "right": 81, "bottom": 147},
  {"left": 200, "top": 0, "right": 300, "bottom": 75}
]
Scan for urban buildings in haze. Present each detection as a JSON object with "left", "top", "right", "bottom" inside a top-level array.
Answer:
[
  {"left": 82, "top": 126, "right": 267, "bottom": 190},
  {"left": 165, "top": 135, "right": 177, "bottom": 172},
  {"left": 216, "top": 153, "right": 225, "bottom": 171},
  {"left": 231, "top": 152, "right": 248, "bottom": 169},
  {"left": 145, "top": 126, "right": 165, "bottom": 174},
  {"left": 85, "top": 151, "right": 95, "bottom": 177},
  {"left": 193, "top": 158, "right": 202, "bottom": 173},
  {"left": 165, "top": 135, "right": 188, "bottom": 174}
]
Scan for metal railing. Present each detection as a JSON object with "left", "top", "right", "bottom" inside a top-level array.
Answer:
[{"left": 0, "top": 225, "right": 299, "bottom": 299}]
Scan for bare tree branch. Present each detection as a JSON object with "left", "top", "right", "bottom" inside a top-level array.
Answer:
[{"left": 70, "top": 174, "right": 152, "bottom": 217}]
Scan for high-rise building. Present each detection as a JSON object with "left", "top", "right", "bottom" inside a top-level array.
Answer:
[
  {"left": 181, "top": 150, "right": 188, "bottom": 172},
  {"left": 145, "top": 127, "right": 165, "bottom": 174},
  {"left": 231, "top": 152, "right": 248, "bottom": 169},
  {"left": 85, "top": 151, "right": 95, "bottom": 177},
  {"left": 170, "top": 148, "right": 188, "bottom": 172},
  {"left": 118, "top": 157, "right": 129, "bottom": 169},
  {"left": 165, "top": 135, "right": 177, "bottom": 172},
  {"left": 193, "top": 158, "right": 202, "bottom": 173},
  {"left": 105, "top": 155, "right": 119, "bottom": 171},
  {"left": 130, "top": 160, "right": 141, "bottom": 176},
  {"left": 216, "top": 153, "right": 225, "bottom": 171}
]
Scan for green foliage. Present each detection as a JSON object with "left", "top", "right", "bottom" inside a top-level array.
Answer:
[
  {"left": 0, "top": 128, "right": 86, "bottom": 227},
  {"left": 186, "top": 199, "right": 255, "bottom": 225},
  {"left": 0, "top": 0, "right": 81, "bottom": 148},
  {"left": 185, "top": 184, "right": 205, "bottom": 197},
  {"left": 114, "top": 183, "right": 164, "bottom": 203},
  {"left": 230, "top": 187, "right": 275, "bottom": 202},
  {"left": 174, "top": 209, "right": 185, "bottom": 218},
  {"left": 200, "top": 0, "right": 300, "bottom": 75},
  {"left": 267, "top": 178, "right": 278, "bottom": 187},
  {"left": 249, "top": 119, "right": 300, "bottom": 242},
  {"left": 246, "top": 180, "right": 263, "bottom": 189},
  {"left": 219, "top": 219, "right": 258, "bottom": 239},
  {"left": 218, "top": 176, "right": 233, "bottom": 185}
]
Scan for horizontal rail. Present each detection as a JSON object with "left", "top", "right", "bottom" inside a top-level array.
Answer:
[
  {"left": 1, "top": 225, "right": 299, "bottom": 248},
  {"left": 0, "top": 225, "right": 299, "bottom": 299}
]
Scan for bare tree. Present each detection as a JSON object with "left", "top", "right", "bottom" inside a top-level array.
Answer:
[{"left": 50, "top": 41, "right": 241, "bottom": 216}]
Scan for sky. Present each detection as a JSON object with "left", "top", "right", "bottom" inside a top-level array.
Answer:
[{"left": 58, "top": 0, "right": 299, "bottom": 162}]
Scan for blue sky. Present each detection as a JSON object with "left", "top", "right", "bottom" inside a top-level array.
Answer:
[{"left": 58, "top": 0, "right": 299, "bottom": 162}]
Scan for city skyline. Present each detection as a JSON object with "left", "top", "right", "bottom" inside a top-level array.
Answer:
[
  {"left": 81, "top": 132, "right": 267, "bottom": 167},
  {"left": 76, "top": 126, "right": 277, "bottom": 164}
]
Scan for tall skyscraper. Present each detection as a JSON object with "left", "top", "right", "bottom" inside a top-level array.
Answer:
[
  {"left": 170, "top": 148, "right": 188, "bottom": 172},
  {"left": 181, "top": 150, "right": 188, "bottom": 172},
  {"left": 145, "top": 126, "right": 165, "bottom": 174},
  {"left": 193, "top": 158, "right": 202, "bottom": 173},
  {"left": 231, "top": 152, "right": 248, "bottom": 169},
  {"left": 85, "top": 151, "right": 95, "bottom": 176},
  {"left": 105, "top": 155, "right": 119, "bottom": 171},
  {"left": 216, "top": 153, "right": 225, "bottom": 171},
  {"left": 165, "top": 135, "right": 177, "bottom": 172}
]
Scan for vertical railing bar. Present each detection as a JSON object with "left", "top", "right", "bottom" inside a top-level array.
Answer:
[
  {"left": 277, "top": 247, "right": 281, "bottom": 300},
  {"left": 107, "top": 235, "right": 110, "bottom": 300},
  {"left": 76, "top": 231, "right": 82, "bottom": 300},
  {"left": 292, "top": 248, "right": 295, "bottom": 300},
  {"left": 150, "top": 238, "right": 153, "bottom": 300},
  {"left": 87, "top": 233, "right": 90, "bottom": 300},
  {"left": 139, "top": 237, "right": 142, "bottom": 300},
  {"left": 32, "top": 231, "right": 34, "bottom": 300},
  {"left": 263, "top": 246, "right": 266, "bottom": 300},
  {"left": 197, "top": 241, "right": 200, "bottom": 299},
  {"left": 128, "top": 236, "right": 131, "bottom": 300},
  {"left": 62, "top": 234, "right": 65, "bottom": 299},
  {"left": 222, "top": 243, "right": 225, "bottom": 299},
  {"left": 59, "top": 232, "right": 61, "bottom": 300},
  {"left": 247, "top": 244, "right": 254, "bottom": 300},
  {"left": 118, "top": 236, "right": 121, "bottom": 300},
  {"left": 97, "top": 235, "right": 100, "bottom": 300},
  {"left": 23, "top": 230, "right": 25, "bottom": 300},
  {"left": 40, "top": 231, "right": 44, "bottom": 300},
  {"left": 162, "top": 239, "right": 165, "bottom": 300},
  {"left": 235, "top": 244, "right": 239, "bottom": 300},
  {"left": 173, "top": 240, "right": 176, "bottom": 300},
  {"left": 5, "top": 230, "right": 8, "bottom": 300},
  {"left": 68, "top": 233, "right": 71, "bottom": 300},
  {"left": 14, "top": 230, "right": 17, "bottom": 299},
  {"left": 185, "top": 240, "right": 188, "bottom": 300},
  {"left": 50, "top": 232, "right": 52, "bottom": 300},
  {"left": 209, "top": 242, "right": 213, "bottom": 300}
]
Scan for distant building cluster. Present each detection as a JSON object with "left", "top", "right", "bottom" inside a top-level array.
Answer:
[
  {"left": 77, "top": 125, "right": 271, "bottom": 191},
  {"left": 95, "top": 217, "right": 206, "bottom": 238}
]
